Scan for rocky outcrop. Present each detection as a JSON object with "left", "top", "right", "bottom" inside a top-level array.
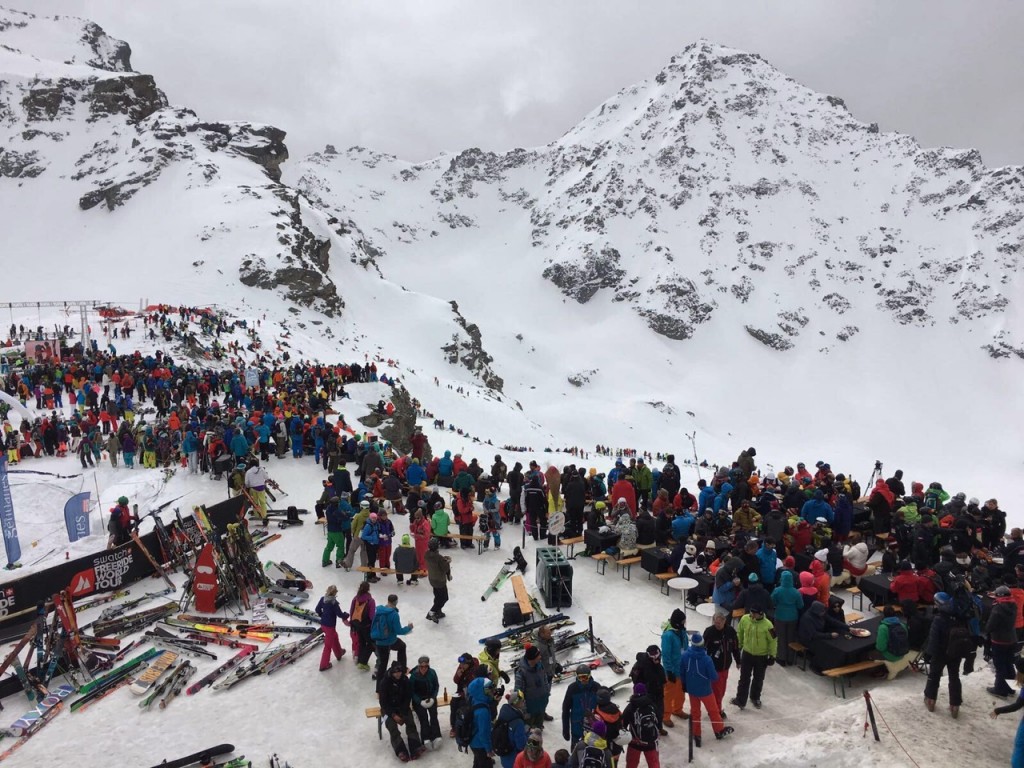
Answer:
[
  {"left": 378, "top": 386, "right": 418, "bottom": 454},
  {"left": 441, "top": 301, "right": 503, "bottom": 393}
]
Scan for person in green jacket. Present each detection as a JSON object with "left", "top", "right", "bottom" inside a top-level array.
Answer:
[
  {"left": 873, "top": 605, "right": 911, "bottom": 680},
  {"left": 430, "top": 501, "right": 453, "bottom": 548},
  {"left": 342, "top": 499, "right": 371, "bottom": 571},
  {"left": 731, "top": 608, "right": 777, "bottom": 710},
  {"left": 635, "top": 459, "right": 654, "bottom": 511}
]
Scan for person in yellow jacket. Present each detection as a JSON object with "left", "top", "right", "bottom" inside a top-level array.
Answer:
[{"left": 730, "top": 607, "right": 777, "bottom": 711}]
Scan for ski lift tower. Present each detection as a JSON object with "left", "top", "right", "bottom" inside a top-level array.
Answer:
[{"left": 1, "top": 300, "right": 104, "bottom": 348}]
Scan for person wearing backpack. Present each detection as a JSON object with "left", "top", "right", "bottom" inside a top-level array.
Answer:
[
  {"left": 450, "top": 652, "right": 481, "bottom": 738},
  {"left": 464, "top": 676, "right": 496, "bottom": 767},
  {"left": 494, "top": 689, "right": 529, "bottom": 768},
  {"left": 621, "top": 683, "right": 659, "bottom": 768},
  {"left": 371, "top": 593, "right": 413, "bottom": 680},
  {"left": 924, "top": 591, "right": 968, "bottom": 718},
  {"left": 569, "top": 719, "right": 612, "bottom": 768},
  {"left": 873, "top": 605, "right": 911, "bottom": 680},
  {"left": 378, "top": 660, "right": 426, "bottom": 762},
  {"left": 349, "top": 581, "right": 376, "bottom": 671}
]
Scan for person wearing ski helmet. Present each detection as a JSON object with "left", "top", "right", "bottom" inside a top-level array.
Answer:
[
  {"left": 424, "top": 537, "right": 452, "bottom": 623},
  {"left": 107, "top": 495, "right": 137, "bottom": 548},
  {"left": 631, "top": 646, "right": 668, "bottom": 736},
  {"left": 562, "top": 663, "right": 601, "bottom": 748}
]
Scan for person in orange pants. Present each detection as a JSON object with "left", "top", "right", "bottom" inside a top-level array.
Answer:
[
  {"left": 660, "top": 608, "right": 689, "bottom": 726},
  {"left": 703, "top": 609, "right": 742, "bottom": 717},
  {"left": 682, "top": 633, "right": 733, "bottom": 747}
]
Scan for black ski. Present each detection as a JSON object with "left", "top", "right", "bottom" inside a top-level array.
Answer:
[
  {"left": 146, "top": 744, "right": 234, "bottom": 768},
  {"left": 479, "top": 614, "right": 570, "bottom": 644}
]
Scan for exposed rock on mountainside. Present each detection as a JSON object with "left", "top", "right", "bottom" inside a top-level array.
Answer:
[
  {"left": 0, "top": 6, "right": 343, "bottom": 315},
  {"left": 297, "top": 41, "right": 1024, "bottom": 359},
  {"left": 441, "top": 302, "right": 503, "bottom": 393}
]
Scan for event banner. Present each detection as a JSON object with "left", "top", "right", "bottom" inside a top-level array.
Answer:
[
  {"left": 0, "top": 454, "right": 21, "bottom": 567},
  {"left": 0, "top": 530, "right": 163, "bottom": 635},
  {"left": 63, "top": 491, "right": 91, "bottom": 543}
]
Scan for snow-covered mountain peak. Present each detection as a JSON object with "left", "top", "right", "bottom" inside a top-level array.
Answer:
[{"left": 0, "top": 6, "right": 131, "bottom": 76}]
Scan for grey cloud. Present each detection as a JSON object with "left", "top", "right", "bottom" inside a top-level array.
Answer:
[{"left": 36, "top": 0, "right": 1024, "bottom": 167}]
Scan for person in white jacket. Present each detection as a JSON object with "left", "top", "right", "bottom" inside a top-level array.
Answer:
[{"left": 842, "top": 532, "right": 870, "bottom": 582}]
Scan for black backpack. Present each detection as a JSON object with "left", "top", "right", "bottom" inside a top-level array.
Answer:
[
  {"left": 631, "top": 702, "right": 660, "bottom": 746},
  {"left": 579, "top": 744, "right": 606, "bottom": 768},
  {"left": 886, "top": 622, "right": 909, "bottom": 657},
  {"left": 454, "top": 702, "right": 487, "bottom": 752},
  {"left": 491, "top": 710, "right": 522, "bottom": 756}
]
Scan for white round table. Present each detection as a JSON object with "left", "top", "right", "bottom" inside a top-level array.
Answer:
[
  {"left": 667, "top": 577, "right": 699, "bottom": 607},
  {"left": 695, "top": 602, "right": 718, "bottom": 618}
]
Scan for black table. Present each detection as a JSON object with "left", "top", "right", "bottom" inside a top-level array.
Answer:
[
  {"left": 641, "top": 546, "right": 673, "bottom": 575},
  {"left": 857, "top": 574, "right": 892, "bottom": 608},
  {"left": 809, "top": 616, "right": 882, "bottom": 670}
]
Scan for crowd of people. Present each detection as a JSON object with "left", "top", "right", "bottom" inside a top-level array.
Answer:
[{"left": 3, "top": 321, "right": 1021, "bottom": 766}]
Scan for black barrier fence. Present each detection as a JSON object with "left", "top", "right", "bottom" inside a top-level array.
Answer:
[
  {"left": 0, "top": 496, "right": 248, "bottom": 701},
  {"left": 0, "top": 496, "right": 244, "bottom": 640}
]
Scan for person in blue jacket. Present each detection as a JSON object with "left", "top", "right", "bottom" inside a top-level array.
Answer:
[
  {"left": 562, "top": 664, "right": 601, "bottom": 748},
  {"left": 713, "top": 483, "right": 733, "bottom": 514},
  {"left": 682, "top": 634, "right": 731, "bottom": 745},
  {"left": 698, "top": 480, "right": 715, "bottom": 513},
  {"left": 495, "top": 689, "right": 528, "bottom": 768},
  {"left": 256, "top": 421, "right": 271, "bottom": 461},
  {"left": 406, "top": 458, "right": 426, "bottom": 488},
  {"left": 800, "top": 491, "right": 834, "bottom": 525},
  {"left": 181, "top": 431, "right": 199, "bottom": 474},
  {"left": 438, "top": 450, "right": 454, "bottom": 481},
  {"left": 229, "top": 430, "right": 250, "bottom": 459},
  {"left": 661, "top": 608, "right": 689, "bottom": 727},
  {"left": 361, "top": 512, "right": 381, "bottom": 572},
  {"left": 755, "top": 538, "right": 778, "bottom": 588},
  {"left": 467, "top": 676, "right": 495, "bottom": 766},
  {"left": 671, "top": 509, "right": 696, "bottom": 541},
  {"left": 370, "top": 593, "right": 413, "bottom": 679}
]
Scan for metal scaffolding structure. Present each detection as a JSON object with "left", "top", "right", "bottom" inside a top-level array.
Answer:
[{"left": 2, "top": 300, "right": 106, "bottom": 350}]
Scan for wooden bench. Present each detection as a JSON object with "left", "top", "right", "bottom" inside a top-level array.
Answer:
[
  {"left": 654, "top": 572, "right": 675, "bottom": 595},
  {"left": 846, "top": 586, "right": 864, "bottom": 611},
  {"left": 823, "top": 660, "right": 885, "bottom": 698},
  {"left": 559, "top": 536, "right": 585, "bottom": 559},
  {"left": 356, "top": 567, "right": 427, "bottom": 577},
  {"left": 592, "top": 553, "right": 613, "bottom": 576},
  {"left": 366, "top": 693, "right": 453, "bottom": 739},
  {"left": 510, "top": 574, "right": 534, "bottom": 621},
  {"left": 844, "top": 612, "right": 863, "bottom": 623},
  {"left": 788, "top": 641, "right": 808, "bottom": 672},
  {"left": 617, "top": 556, "right": 642, "bottom": 581}
]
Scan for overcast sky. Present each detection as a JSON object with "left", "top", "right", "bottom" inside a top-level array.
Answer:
[{"left": 40, "top": 0, "right": 1024, "bottom": 167}]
